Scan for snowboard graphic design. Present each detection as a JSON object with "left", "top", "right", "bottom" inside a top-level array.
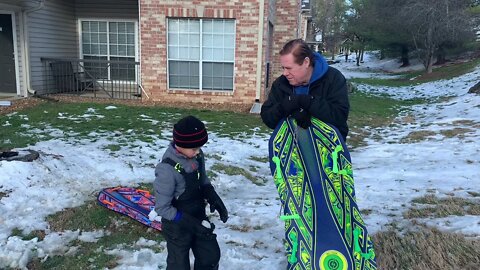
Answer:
[
  {"left": 97, "top": 187, "right": 162, "bottom": 231},
  {"left": 268, "top": 117, "right": 376, "bottom": 270}
]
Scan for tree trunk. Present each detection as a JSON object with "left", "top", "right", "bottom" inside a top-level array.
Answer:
[
  {"left": 400, "top": 45, "right": 410, "bottom": 67},
  {"left": 426, "top": 52, "right": 434, "bottom": 73},
  {"left": 434, "top": 46, "right": 447, "bottom": 65}
]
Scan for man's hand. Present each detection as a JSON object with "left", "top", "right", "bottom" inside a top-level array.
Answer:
[
  {"left": 291, "top": 109, "right": 311, "bottom": 129},
  {"left": 297, "top": 95, "right": 314, "bottom": 111},
  {"left": 281, "top": 96, "right": 301, "bottom": 116}
]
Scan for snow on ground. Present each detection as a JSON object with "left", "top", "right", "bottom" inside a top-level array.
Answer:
[
  {"left": 1, "top": 54, "right": 479, "bottom": 269},
  {"left": 330, "top": 51, "right": 424, "bottom": 79}
]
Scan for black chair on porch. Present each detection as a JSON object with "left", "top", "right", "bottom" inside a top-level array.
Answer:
[{"left": 50, "top": 61, "right": 95, "bottom": 93}]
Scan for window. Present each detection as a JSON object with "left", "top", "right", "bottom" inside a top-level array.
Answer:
[
  {"left": 168, "top": 18, "right": 235, "bottom": 91},
  {"left": 80, "top": 20, "right": 136, "bottom": 81}
]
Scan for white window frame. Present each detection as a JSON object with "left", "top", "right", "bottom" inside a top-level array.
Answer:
[
  {"left": 78, "top": 19, "right": 139, "bottom": 83},
  {"left": 167, "top": 18, "right": 236, "bottom": 92}
]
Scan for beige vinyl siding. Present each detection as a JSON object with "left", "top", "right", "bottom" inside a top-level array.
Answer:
[
  {"left": 23, "top": 0, "right": 138, "bottom": 93},
  {"left": 0, "top": 0, "right": 22, "bottom": 7},
  {"left": 26, "top": 0, "right": 77, "bottom": 93}
]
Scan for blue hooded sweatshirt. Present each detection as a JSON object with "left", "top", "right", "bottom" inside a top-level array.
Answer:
[{"left": 294, "top": 52, "right": 329, "bottom": 95}]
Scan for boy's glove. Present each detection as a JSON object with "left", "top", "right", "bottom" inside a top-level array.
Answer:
[
  {"left": 148, "top": 209, "right": 162, "bottom": 222},
  {"left": 176, "top": 212, "right": 215, "bottom": 237},
  {"left": 202, "top": 185, "right": 229, "bottom": 223},
  {"left": 281, "top": 96, "right": 300, "bottom": 116},
  {"left": 291, "top": 109, "right": 311, "bottom": 129},
  {"left": 297, "top": 94, "right": 314, "bottom": 111}
]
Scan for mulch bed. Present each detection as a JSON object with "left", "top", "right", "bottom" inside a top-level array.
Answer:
[
  {"left": 0, "top": 97, "right": 46, "bottom": 115},
  {"left": 0, "top": 94, "right": 253, "bottom": 115}
]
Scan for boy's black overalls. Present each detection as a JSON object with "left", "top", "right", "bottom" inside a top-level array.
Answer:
[{"left": 161, "top": 158, "right": 220, "bottom": 270}]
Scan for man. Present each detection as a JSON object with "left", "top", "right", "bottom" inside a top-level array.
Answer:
[{"left": 260, "top": 39, "right": 350, "bottom": 141}]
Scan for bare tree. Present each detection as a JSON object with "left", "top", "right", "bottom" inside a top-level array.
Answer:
[
  {"left": 401, "top": 0, "right": 474, "bottom": 73},
  {"left": 313, "top": 0, "right": 347, "bottom": 59}
]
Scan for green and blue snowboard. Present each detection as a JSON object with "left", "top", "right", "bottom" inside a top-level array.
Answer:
[{"left": 268, "top": 117, "right": 376, "bottom": 270}]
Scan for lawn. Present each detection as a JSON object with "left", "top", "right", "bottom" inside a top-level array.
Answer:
[{"left": 1, "top": 71, "right": 479, "bottom": 269}]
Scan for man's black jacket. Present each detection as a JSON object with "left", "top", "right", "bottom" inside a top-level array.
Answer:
[{"left": 260, "top": 66, "right": 350, "bottom": 141}]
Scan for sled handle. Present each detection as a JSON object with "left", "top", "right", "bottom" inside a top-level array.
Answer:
[
  {"left": 136, "top": 189, "right": 151, "bottom": 196},
  {"left": 280, "top": 214, "right": 300, "bottom": 221},
  {"left": 288, "top": 233, "right": 299, "bottom": 264},
  {"left": 354, "top": 227, "right": 375, "bottom": 260},
  {"left": 101, "top": 200, "right": 114, "bottom": 207},
  {"left": 332, "top": 145, "right": 348, "bottom": 175},
  {"left": 272, "top": 156, "right": 283, "bottom": 181}
]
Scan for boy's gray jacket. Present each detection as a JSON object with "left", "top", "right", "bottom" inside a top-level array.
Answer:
[{"left": 153, "top": 143, "right": 211, "bottom": 220}]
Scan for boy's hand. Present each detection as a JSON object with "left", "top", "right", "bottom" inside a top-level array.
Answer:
[
  {"left": 202, "top": 185, "right": 229, "bottom": 223},
  {"left": 176, "top": 212, "right": 215, "bottom": 236},
  {"left": 209, "top": 198, "right": 229, "bottom": 223}
]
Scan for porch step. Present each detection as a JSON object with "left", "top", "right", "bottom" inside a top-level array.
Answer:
[{"left": 0, "top": 101, "right": 12, "bottom": 107}]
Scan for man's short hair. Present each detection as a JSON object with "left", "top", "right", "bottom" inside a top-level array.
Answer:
[{"left": 280, "top": 39, "right": 315, "bottom": 67}]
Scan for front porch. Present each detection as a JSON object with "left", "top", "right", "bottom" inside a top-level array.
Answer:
[
  {"left": 41, "top": 57, "right": 142, "bottom": 100},
  {"left": 0, "top": 0, "right": 141, "bottom": 100}
]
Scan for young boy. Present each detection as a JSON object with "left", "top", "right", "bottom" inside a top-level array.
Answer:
[{"left": 154, "top": 115, "right": 228, "bottom": 270}]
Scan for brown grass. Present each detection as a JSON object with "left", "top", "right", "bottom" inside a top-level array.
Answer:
[
  {"left": 467, "top": 191, "right": 480, "bottom": 197},
  {"left": 451, "top": 120, "right": 477, "bottom": 126},
  {"left": 373, "top": 227, "right": 480, "bottom": 270},
  {"left": 439, "top": 128, "right": 475, "bottom": 139},
  {"left": 404, "top": 195, "right": 480, "bottom": 219},
  {"left": 347, "top": 129, "right": 372, "bottom": 148},
  {"left": 400, "top": 130, "right": 436, "bottom": 143},
  {"left": 0, "top": 191, "right": 8, "bottom": 200}
]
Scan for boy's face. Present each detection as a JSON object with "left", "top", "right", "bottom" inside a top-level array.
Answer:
[{"left": 176, "top": 146, "right": 201, "bottom": 159}]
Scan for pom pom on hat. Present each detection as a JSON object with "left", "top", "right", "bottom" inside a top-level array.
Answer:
[{"left": 173, "top": 116, "right": 208, "bottom": 148}]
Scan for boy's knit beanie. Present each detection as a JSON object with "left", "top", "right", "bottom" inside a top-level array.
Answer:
[{"left": 173, "top": 116, "right": 208, "bottom": 148}]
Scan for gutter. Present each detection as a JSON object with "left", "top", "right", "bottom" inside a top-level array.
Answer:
[
  {"left": 21, "top": 0, "right": 46, "bottom": 96},
  {"left": 254, "top": 0, "right": 265, "bottom": 102}
]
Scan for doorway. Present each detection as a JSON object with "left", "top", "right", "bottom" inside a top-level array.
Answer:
[{"left": 0, "top": 13, "right": 16, "bottom": 94}]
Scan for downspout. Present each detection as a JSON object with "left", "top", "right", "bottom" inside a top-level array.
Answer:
[
  {"left": 21, "top": 0, "right": 46, "bottom": 96},
  {"left": 137, "top": 0, "right": 149, "bottom": 100},
  {"left": 254, "top": 0, "right": 265, "bottom": 102},
  {"left": 303, "top": 16, "right": 308, "bottom": 40},
  {"left": 296, "top": 0, "right": 301, "bottom": 38}
]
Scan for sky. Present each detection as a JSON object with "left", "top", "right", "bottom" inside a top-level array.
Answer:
[{"left": 1, "top": 53, "right": 479, "bottom": 269}]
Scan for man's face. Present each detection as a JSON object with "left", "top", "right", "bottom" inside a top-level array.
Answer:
[{"left": 280, "top": 53, "right": 310, "bottom": 86}]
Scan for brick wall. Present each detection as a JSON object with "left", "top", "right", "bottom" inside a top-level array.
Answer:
[
  {"left": 270, "top": 0, "right": 302, "bottom": 85},
  {"left": 139, "top": 0, "right": 301, "bottom": 105}
]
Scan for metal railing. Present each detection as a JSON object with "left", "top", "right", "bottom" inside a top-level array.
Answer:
[{"left": 41, "top": 58, "right": 142, "bottom": 99}]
